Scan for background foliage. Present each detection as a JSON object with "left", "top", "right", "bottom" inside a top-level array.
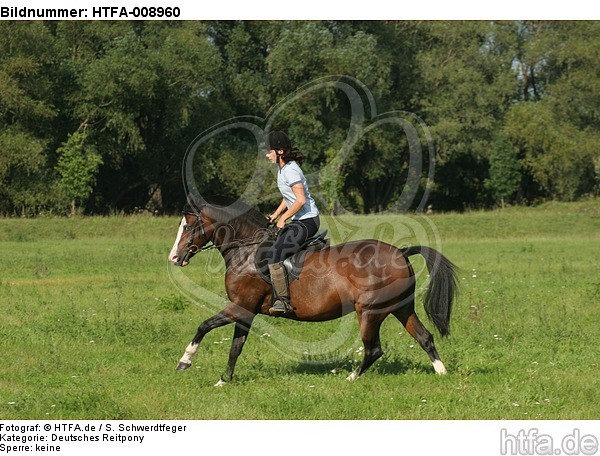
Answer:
[{"left": 0, "top": 21, "right": 598, "bottom": 215}]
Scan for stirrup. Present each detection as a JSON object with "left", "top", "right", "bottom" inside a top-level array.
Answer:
[{"left": 269, "top": 297, "right": 293, "bottom": 316}]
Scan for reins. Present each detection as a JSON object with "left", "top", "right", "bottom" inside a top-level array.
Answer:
[
  {"left": 182, "top": 210, "right": 273, "bottom": 255},
  {"left": 191, "top": 237, "right": 266, "bottom": 254}
]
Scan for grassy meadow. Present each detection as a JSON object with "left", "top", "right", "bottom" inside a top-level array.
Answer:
[{"left": 0, "top": 200, "right": 598, "bottom": 420}]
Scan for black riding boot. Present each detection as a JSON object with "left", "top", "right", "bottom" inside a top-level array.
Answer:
[{"left": 268, "top": 262, "right": 293, "bottom": 316}]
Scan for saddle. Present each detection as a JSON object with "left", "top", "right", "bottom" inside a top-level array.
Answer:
[{"left": 255, "top": 230, "right": 330, "bottom": 284}]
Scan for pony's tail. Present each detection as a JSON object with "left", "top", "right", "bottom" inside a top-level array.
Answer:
[{"left": 402, "top": 246, "right": 459, "bottom": 337}]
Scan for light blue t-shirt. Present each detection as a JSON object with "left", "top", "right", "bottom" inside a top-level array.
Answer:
[{"left": 277, "top": 161, "right": 319, "bottom": 220}]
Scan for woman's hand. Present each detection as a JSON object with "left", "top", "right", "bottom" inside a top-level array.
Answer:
[
  {"left": 268, "top": 199, "right": 287, "bottom": 225},
  {"left": 275, "top": 218, "right": 287, "bottom": 230}
]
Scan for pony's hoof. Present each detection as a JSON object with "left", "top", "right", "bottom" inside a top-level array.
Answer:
[
  {"left": 346, "top": 371, "right": 359, "bottom": 382},
  {"left": 432, "top": 359, "right": 447, "bottom": 375},
  {"left": 176, "top": 361, "right": 192, "bottom": 371},
  {"left": 214, "top": 379, "right": 227, "bottom": 387}
]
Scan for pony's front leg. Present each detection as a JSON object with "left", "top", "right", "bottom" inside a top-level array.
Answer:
[
  {"left": 215, "top": 317, "right": 255, "bottom": 387},
  {"left": 176, "top": 311, "right": 234, "bottom": 370}
]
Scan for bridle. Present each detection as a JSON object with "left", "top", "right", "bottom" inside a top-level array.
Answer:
[
  {"left": 182, "top": 210, "right": 216, "bottom": 255},
  {"left": 180, "top": 209, "right": 276, "bottom": 258}
]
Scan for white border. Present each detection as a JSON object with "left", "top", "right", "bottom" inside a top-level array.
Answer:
[
  {"left": 1, "top": 0, "right": 598, "bottom": 20},
  {"left": 2, "top": 420, "right": 599, "bottom": 455}
]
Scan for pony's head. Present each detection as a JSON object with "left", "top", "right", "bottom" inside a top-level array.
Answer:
[
  {"left": 168, "top": 200, "right": 214, "bottom": 267},
  {"left": 168, "top": 195, "right": 269, "bottom": 267}
]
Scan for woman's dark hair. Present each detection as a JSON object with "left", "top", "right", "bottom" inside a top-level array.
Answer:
[
  {"left": 280, "top": 147, "right": 305, "bottom": 165},
  {"left": 265, "top": 130, "right": 305, "bottom": 165}
]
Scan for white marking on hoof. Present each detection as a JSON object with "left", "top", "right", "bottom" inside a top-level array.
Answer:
[
  {"left": 432, "top": 359, "right": 447, "bottom": 375},
  {"left": 346, "top": 371, "right": 360, "bottom": 382},
  {"left": 179, "top": 342, "right": 198, "bottom": 366},
  {"left": 214, "top": 379, "right": 226, "bottom": 387}
]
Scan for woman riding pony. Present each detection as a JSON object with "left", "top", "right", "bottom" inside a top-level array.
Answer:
[{"left": 264, "top": 131, "right": 320, "bottom": 316}]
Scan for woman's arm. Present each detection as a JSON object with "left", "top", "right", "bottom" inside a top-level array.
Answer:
[
  {"left": 268, "top": 199, "right": 288, "bottom": 223},
  {"left": 275, "top": 183, "right": 306, "bottom": 229}
]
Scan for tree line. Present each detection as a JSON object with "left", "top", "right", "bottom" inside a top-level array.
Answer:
[{"left": 0, "top": 20, "right": 598, "bottom": 216}]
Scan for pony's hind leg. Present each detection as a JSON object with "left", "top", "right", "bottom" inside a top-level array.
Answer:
[
  {"left": 393, "top": 304, "right": 447, "bottom": 375},
  {"left": 347, "top": 307, "right": 386, "bottom": 381}
]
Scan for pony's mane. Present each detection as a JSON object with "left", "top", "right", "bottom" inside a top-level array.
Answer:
[{"left": 184, "top": 195, "right": 268, "bottom": 232}]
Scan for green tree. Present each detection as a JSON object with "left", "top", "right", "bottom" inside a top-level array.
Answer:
[
  {"left": 0, "top": 22, "right": 58, "bottom": 215},
  {"left": 485, "top": 135, "right": 521, "bottom": 207},
  {"left": 504, "top": 101, "right": 598, "bottom": 201},
  {"left": 504, "top": 21, "right": 600, "bottom": 201},
  {"left": 56, "top": 131, "right": 102, "bottom": 215},
  {"left": 1, "top": 21, "right": 598, "bottom": 215},
  {"left": 414, "top": 21, "right": 519, "bottom": 210},
  {"left": 62, "top": 22, "right": 222, "bottom": 212}
]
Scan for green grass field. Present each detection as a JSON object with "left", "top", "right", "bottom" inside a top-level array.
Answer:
[{"left": 0, "top": 200, "right": 598, "bottom": 420}]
